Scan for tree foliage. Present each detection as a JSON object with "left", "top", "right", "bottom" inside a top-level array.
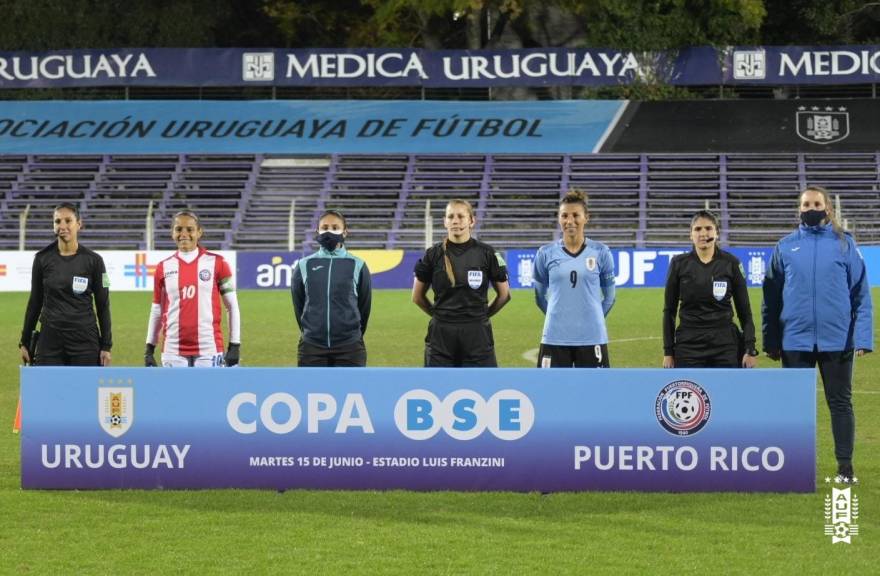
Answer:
[
  {"left": 0, "top": 0, "right": 875, "bottom": 51},
  {"left": 762, "top": 0, "right": 880, "bottom": 44},
  {"left": 0, "top": 0, "right": 280, "bottom": 50},
  {"left": 262, "top": 0, "right": 372, "bottom": 47},
  {"left": 337, "top": 1, "right": 768, "bottom": 49},
  {"left": 1, "top": 1, "right": 210, "bottom": 49}
]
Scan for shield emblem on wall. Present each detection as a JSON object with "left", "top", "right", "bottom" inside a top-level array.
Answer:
[{"left": 796, "top": 107, "right": 850, "bottom": 145}]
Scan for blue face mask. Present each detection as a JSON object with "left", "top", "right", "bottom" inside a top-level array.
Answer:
[
  {"left": 317, "top": 231, "right": 343, "bottom": 251},
  {"left": 800, "top": 209, "right": 826, "bottom": 227}
]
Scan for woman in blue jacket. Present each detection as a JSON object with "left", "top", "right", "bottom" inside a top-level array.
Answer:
[
  {"left": 762, "top": 186, "right": 873, "bottom": 483},
  {"left": 292, "top": 210, "right": 371, "bottom": 366}
]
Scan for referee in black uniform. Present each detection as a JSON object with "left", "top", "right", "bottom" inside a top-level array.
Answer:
[
  {"left": 19, "top": 203, "right": 112, "bottom": 366},
  {"left": 412, "top": 199, "right": 510, "bottom": 367},
  {"left": 662, "top": 210, "right": 756, "bottom": 368}
]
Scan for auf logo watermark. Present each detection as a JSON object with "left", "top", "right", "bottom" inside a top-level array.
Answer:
[{"left": 824, "top": 477, "right": 860, "bottom": 544}]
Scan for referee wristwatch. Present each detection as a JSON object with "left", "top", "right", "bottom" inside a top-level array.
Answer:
[{"left": 746, "top": 348, "right": 759, "bottom": 357}]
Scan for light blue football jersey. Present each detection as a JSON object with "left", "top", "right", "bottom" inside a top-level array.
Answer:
[{"left": 533, "top": 238, "right": 616, "bottom": 345}]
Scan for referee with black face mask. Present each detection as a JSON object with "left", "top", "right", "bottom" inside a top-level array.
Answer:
[
  {"left": 19, "top": 203, "right": 112, "bottom": 366},
  {"left": 662, "top": 210, "right": 756, "bottom": 369}
]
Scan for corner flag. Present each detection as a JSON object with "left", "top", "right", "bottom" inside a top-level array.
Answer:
[{"left": 12, "top": 396, "right": 21, "bottom": 433}]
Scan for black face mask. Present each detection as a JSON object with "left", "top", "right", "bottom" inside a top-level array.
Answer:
[
  {"left": 800, "top": 209, "right": 827, "bottom": 227},
  {"left": 316, "top": 231, "right": 343, "bottom": 251}
]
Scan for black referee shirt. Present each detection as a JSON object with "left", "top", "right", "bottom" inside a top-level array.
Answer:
[
  {"left": 662, "top": 248, "right": 754, "bottom": 356},
  {"left": 414, "top": 238, "right": 508, "bottom": 323},
  {"left": 20, "top": 242, "right": 112, "bottom": 350}
]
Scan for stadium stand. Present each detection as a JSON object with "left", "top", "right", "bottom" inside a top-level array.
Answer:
[{"left": 2, "top": 152, "right": 878, "bottom": 251}]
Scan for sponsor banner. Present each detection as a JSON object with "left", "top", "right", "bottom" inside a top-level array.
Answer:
[
  {"left": 603, "top": 99, "right": 880, "bottom": 152},
  {"left": 236, "top": 250, "right": 421, "bottom": 290},
  {"left": 721, "top": 45, "right": 880, "bottom": 85},
  {"left": 9, "top": 246, "right": 878, "bottom": 291},
  {"left": 0, "top": 251, "right": 36, "bottom": 292},
  {"left": 0, "top": 48, "right": 231, "bottom": 88},
  {"left": 104, "top": 250, "right": 238, "bottom": 293},
  {"left": 20, "top": 367, "right": 816, "bottom": 492},
  {"left": 0, "top": 250, "right": 236, "bottom": 292},
  {"left": 508, "top": 247, "right": 773, "bottom": 289},
  {"left": 1, "top": 46, "right": 879, "bottom": 88},
  {"left": 0, "top": 47, "right": 660, "bottom": 88},
  {"left": 0, "top": 100, "right": 623, "bottom": 154},
  {"left": 236, "top": 251, "right": 302, "bottom": 290}
]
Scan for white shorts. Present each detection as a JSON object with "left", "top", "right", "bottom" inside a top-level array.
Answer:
[{"left": 161, "top": 352, "right": 224, "bottom": 367}]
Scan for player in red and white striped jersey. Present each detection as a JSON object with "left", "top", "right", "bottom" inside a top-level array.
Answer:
[{"left": 144, "top": 211, "right": 241, "bottom": 367}]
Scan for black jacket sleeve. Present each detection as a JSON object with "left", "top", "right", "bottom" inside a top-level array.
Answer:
[
  {"left": 662, "top": 257, "right": 680, "bottom": 356},
  {"left": 487, "top": 247, "right": 509, "bottom": 283},
  {"left": 93, "top": 256, "right": 112, "bottom": 351},
  {"left": 413, "top": 246, "right": 436, "bottom": 284},
  {"left": 291, "top": 264, "right": 305, "bottom": 332},
  {"left": 730, "top": 259, "right": 756, "bottom": 352},
  {"left": 358, "top": 264, "right": 372, "bottom": 335},
  {"left": 20, "top": 253, "right": 44, "bottom": 347}
]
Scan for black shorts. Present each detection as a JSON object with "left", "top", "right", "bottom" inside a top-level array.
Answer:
[
  {"left": 537, "top": 343, "right": 610, "bottom": 368},
  {"left": 673, "top": 325, "right": 739, "bottom": 368},
  {"left": 298, "top": 338, "right": 367, "bottom": 367},
  {"left": 424, "top": 319, "right": 496, "bottom": 367},
  {"left": 34, "top": 324, "right": 101, "bottom": 366}
]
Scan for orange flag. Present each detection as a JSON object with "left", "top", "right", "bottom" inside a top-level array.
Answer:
[{"left": 12, "top": 396, "right": 21, "bottom": 434}]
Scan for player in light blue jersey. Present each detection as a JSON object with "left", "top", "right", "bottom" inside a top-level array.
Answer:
[{"left": 533, "top": 189, "right": 616, "bottom": 367}]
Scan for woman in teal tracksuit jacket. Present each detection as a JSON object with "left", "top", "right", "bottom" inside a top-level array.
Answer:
[
  {"left": 292, "top": 210, "right": 371, "bottom": 367},
  {"left": 762, "top": 186, "right": 873, "bottom": 483}
]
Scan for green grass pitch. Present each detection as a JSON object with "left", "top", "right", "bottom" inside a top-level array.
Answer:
[{"left": 2, "top": 288, "right": 878, "bottom": 574}]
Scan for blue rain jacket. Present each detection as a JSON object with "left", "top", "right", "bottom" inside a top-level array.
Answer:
[{"left": 762, "top": 222, "right": 873, "bottom": 352}]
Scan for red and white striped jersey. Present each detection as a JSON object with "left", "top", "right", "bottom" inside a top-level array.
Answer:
[{"left": 154, "top": 248, "right": 234, "bottom": 356}]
